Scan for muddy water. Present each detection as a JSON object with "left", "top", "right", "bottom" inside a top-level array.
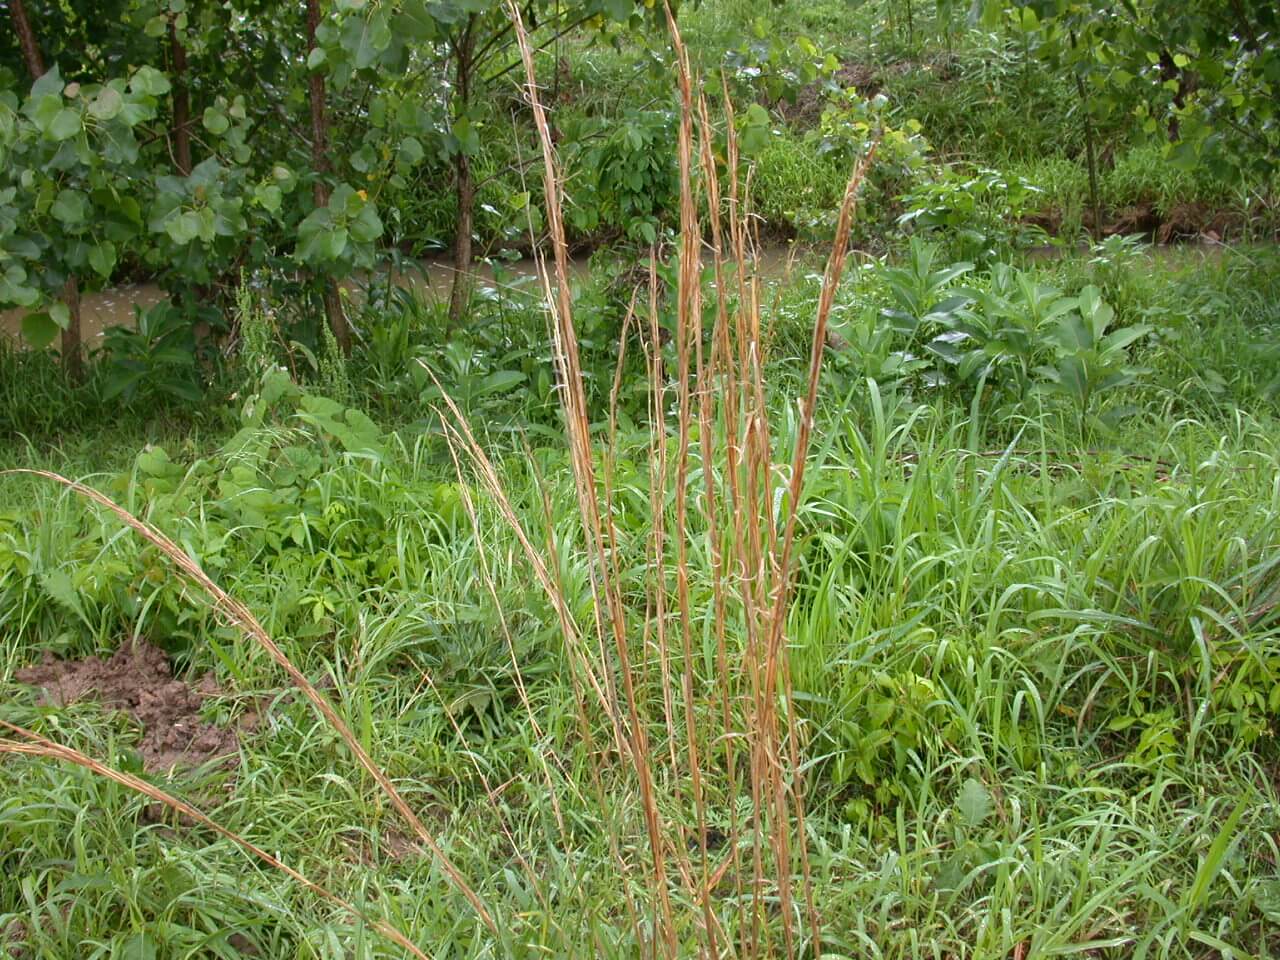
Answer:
[
  {"left": 0, "top": 242, "right": 1228, "bottom": 349},
  {"left": 0, "top": 260, "right": 555, "bottom": 348},
  {"left": 0, "top": 284, "right": 168, "bottom": 348},
  {"left": 0, "top": 247, "right": 813, "bottom": 348}
]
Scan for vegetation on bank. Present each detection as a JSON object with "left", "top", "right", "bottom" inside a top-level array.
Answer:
[{"left": 3, "top": 1, "right": 1280, "bottom": 957}]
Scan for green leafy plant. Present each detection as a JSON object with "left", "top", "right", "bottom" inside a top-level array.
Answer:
[
  {"left": 563, "top": 107, "right": 679, "bottom": 246},
  {"left": 900, "top": 163, "right": 1046, "bottom": 263},
  {"left": 413, "top": 340, "right": 529, "bottom": 424},
  {"left": 99, "top": 302, "right": 202, "bottom": 405},
  {"left": 1034, "top": 284, "right": 1151, "bottom": 433},
  {"left": 878, "top": 238, "right": 973, "bottom": 341},
  {"left": 926, "top": 262, "right": 1076, "bottom": 395}
]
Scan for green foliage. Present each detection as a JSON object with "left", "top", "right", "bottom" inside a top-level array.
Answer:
[
  {"left": 980, "top": 0, "right": 1280, "bottom": 176},
  {"left": 0, "top": 65, "right": 158, "bottom": 320},
  {"left": 927, "top": 261, "right": 1077, "bottom": 393},
  {"left": 820, "top": 241, "right": 1157, "bottom": 424},
  {"left": 900, "top": 163, "right": 1045, "bottom": 262},
  {"left": 1034, "top": 284, "right": 1151, "bottom": 433},
  {"left": 2, "top": 5, "right": 1280, "bottom": 951},
  {"left": 877, "top": 237, "right": 974, "bottom": 340},
  {"left": 563, "top": 108, "right": 679, "bottom": 245},
  {"left": 99, "top": 303, "right": 203, "bottom": 406},
  {"left": 3, "top": 238, "right": 1280, "bottom": 954}
]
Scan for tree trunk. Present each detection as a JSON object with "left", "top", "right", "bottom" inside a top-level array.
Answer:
[
  {"left": 11, "top": 0, "right": 84, "bottom": 381},
  {"left": 305, "top": 0, "right": 351, "bottom": 354},
  {"left": 9, "top": 0, "right": 45, "bottom": 78},
  {"left": 61, "top": 275, "right": 83, "bottom": 384},
  {"left": 1075, "top": 72, "right": 1103, "bottom": 236},
  {"left": 448, "top": 151, "right": 474, "bottom": 330},
  {"left": 1067, "top": 32, "right": 1103, "bottom": 237},
  {"left": 170, "top": 20, "right": 193, "bottom": 176},
  {"left": 447, "top": 17, "right": 477, "bottom": 331}
]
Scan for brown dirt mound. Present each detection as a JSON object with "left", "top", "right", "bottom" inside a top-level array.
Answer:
[
  {"left": 15, "top": 640, "right": 244, "bottom": 774},
  {"left": 782, "top": 61, "right": 882, "bottom": 126}
]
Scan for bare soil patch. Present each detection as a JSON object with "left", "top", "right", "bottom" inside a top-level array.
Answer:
[
  {"left": 782, "top": 60, "right": 882, "bottom": 126},
  {"left": 15, "top": 640, "right": 247, "bottom": 774}
]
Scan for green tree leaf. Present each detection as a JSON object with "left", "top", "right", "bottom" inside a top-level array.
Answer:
[
  {"left": 21, "top": 311, "right": 59, "bottom": 348},
  {"left": 50, "top": 189, "right": 89, "bottom": 226},
  {"left": 203, "top": 107, "right": 230, "bottom": 135},
  {"left": 47, "top": 108, "right": 82, "bottom": 141},
  {"left": 88, "top": 87, "right": 124, "bottom": 121},
  {"left": 129, "top": 66, "right": 171, "bottom": 97},
  {"left": 88, "top": 241, "right": 118, "bottom": 278}
]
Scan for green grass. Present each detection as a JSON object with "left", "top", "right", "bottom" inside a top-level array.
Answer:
[
  {"left": 4, "top": 238, "right": 1280, "bottom": 956},
  {"left": 3, "top": 2, "right": 1280, "bottom": 955}
]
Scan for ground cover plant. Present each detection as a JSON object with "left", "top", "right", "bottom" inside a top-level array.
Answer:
[{"left": 3, "top": 0, "right": 1280, "bottom": 958}]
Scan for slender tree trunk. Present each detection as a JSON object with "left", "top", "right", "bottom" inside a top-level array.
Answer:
[
  {"left": 1075, "top": 73, "right": 1103, "bottom": 236},
  {"left": 10, "top": 0, "right": 44, "bottom": 78},
  {"left": 448, "top": 152, "right": 475, "bottom": 330},
  {"left": 447, "top": 17, "right": 477, "bottom": 331},
  {"left": 305, "top": 0, "right": 351, "bottom": 354},
  {"left": 1068, "top": 32, "right": 1103, "bottom": 238},
  {"left": 61, "top": 276, "right": 83, "bottom": 383},
  {"left": 170, "top": 20, "right": 193, "bottom": 176},
  {"left": 11, "top": 0, "right": 84, "bottom": 381}
]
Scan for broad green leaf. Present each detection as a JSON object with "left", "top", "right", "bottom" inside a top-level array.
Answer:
[
  {"left": 40, "top": 568, "right": 88, "bottom": 621},
  {"left": 47, "top": 107, "right": 82, "bottom": 141},
  {"left": 129, "top": 66, "right": 171, "bottom": 97},
  {"left": 1100, "top": 324, "right": 1152, "bottom": 354},
  {"left": 0, "top": 265, "right": 40, "bottom": 307},
  {"left": 21, "top": 311, "right": 59, "bottom": 348},
  {"left": 602, "top": 0, "right": 631, "bottom": 20},
  {"left": 203, "top": 107, "right": 229, "bottom": 135},
  {"left": 396, "top": 1, "right": 437, "bottom": 40},
  {"left": 88, "top": 87, "right": 123, "bottom": 121},
  {"left": 739, "top": 102, "right": 771, "bottom": 156},
  {"left": 450, "top": 116, "right": 480, "bottom": 156},
  {"left": 30, "top": 67, "right": 64, "bottom": 101},
  {"left": 329, "top": 183, "right": 357, "bottom": 216},
  {"left": 295, "top": 209, "right": 332, "bottom": 262},
  {"left": 254, "top": 183, "right": 283, "bottom": 213},
  {"left": 957, "top": 777, "right": 993, "bottom": 827},
  {"left": 196, "top": 206, "right": 217, "bottom": 242},
  {"left": 118, "top": 97, "right": 155, "bottom": 128},
  {"left": 349, "top": 204, "right": 382, "bottom": 243},
  {"left": 1056, "top": 355, "right": 1088, "bottom": 405},
  {"left": 477, "top": 370, "right": 526, "bottom": 397},
  {"left": 88, "top": 241, "right": 117, "bottom": 278},
  {"left": 323, "top": 225, "right": 349, "bottom": 260},
  {"left": 164, "top": 210, "right": 200, "bottom": 244},
  {"left": 51, "top": 189, "right": 89, "bottom": 226},
  {"left": 350, "top": 145, "right": 377, "bottom": 173},
  {"left": 397, "top": 136, "right": 424, "bottom": 166}
]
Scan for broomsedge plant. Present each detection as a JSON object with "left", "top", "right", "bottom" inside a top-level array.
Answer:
[{"left": 432, "top": 4, "right": 879, "bottom": 955}]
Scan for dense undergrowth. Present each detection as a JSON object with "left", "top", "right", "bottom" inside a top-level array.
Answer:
[
  {"left": 438, "top": 0, "right": 1280, "bottom": 254},
  {"left": 3, "top": 2, "right": 1280, "bottom": 958},
  {"left": 3, "top": 236, "right": 1280, "bottom": 956}
]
